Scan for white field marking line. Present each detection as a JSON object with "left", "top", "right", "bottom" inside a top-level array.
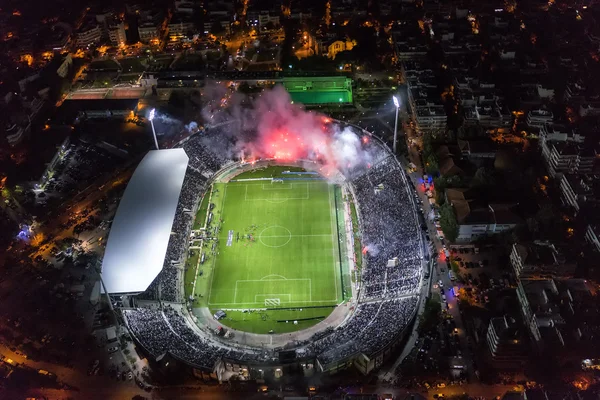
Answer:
[
  {"left": 260, "top": 234, "right": 332, "bottom": 237},
  {"left": 260, "top": 274, "right": 287, "bottom": 280},
  {"left": 207, "top": 184, "right": 227, "bottom": 306},
  {"left": 264, "top": 299, "right": 280, "bottom": 306},
  {"left": 328, "top": 185, "right": 339, "bottom": 301},
  {"left": 243, "top": 182, "right": 310, "bottom": 201},
  {"left": 245, "top": 195, "right": 309, "bottom": 201},
  {"left": 258, "top": 226, "right": 292, "bottom": 248},
  {"left": 261, "top": 183, "right": 294, "bottom": 190},
  {"left": 247, "top": 195, "right": 309, "bottom": 201},
  {"left": 207, "top": 299, "right": 339, "bottom": 306},
  {"left": 227, "top": 181, "right": 327, "bottom": 186},
  {"left": 234, "top": 278, "right": 311, "bottom": 305},
  {"left": 236, "top": 278, "right": 311, "bottom": 283},
  {"left": 255, "top": 294, "right": 291, "bottom": 302}
]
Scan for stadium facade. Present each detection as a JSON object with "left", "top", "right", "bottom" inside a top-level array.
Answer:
[{"left": 104, "top": 122, "right": 425, "bottom": 380}]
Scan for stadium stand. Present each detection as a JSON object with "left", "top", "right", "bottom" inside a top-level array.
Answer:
[{"left": 120, "top": 123, "right": 423, "bottom": 374}]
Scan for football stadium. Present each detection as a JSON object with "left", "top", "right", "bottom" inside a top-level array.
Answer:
[{"left": 100, "top": 93, "right": 425, "bottom": 379}]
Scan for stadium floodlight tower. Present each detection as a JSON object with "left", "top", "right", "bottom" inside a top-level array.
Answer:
[
  {"left": 148, "top": 108, "right": 160, "bottom": 150},
  {"left": 392, "top": 95, "right": 400, "bottom": 154}
]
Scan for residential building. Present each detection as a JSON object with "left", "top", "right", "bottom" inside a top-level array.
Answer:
[
  {"left": 138, "top": 23, "right": 159, "bottom": 43},
  {"left": 578, "top": 104, "right": 600, "bottom": 117},
  {"left": 526, "top": 108, "right": 553, "bottom": 129},
  {"left": 108, "top": 20, "right": 126, "bottom": 46},
  {"left": 510, "top": 242, "right": 575, "bottom": 280},
  {"left": 168, "top": 13, "right": 195, "bottom": 42},
  {"left": 319, "top": 38, "right": 356, "bottom": 59},
  {"left": 457, "top": 139, "right": 496, "bottom": 160},
  {"left": 247, "top": 10, "right": 280, "bottom": 28},
  {"left": 585, "top": 224, "right": 600, "bottom": 253},
  {"left": 486, "top": 316, "right": 528, "bottom": 366},
  {"left": 539, "top": 123, "right": 584, "bottom": 144},
  {"left": 559, "top": 174, "right": 600, "bottom": 213},
  {"left": 4, "top": 121, "right": 28, "bottom": 146},
  {"left": 446, "top": 188, "right": 521, "bottom": 242},
  {"left": 40, "top": 23, "right": 71, "bottom": 51},
  {"left": 56, "top": 54, "right": 73, "bottom": 79},
  {"left": 67, "top": 99, "right": 140, "bottom": 119},
  {"left": 76, "top": 20, "right": 102, "bottom": 47},
  {"left": 541, "top": 140, "right": 595, "bottom": 177},
  {"left": 462, "top": 103, "right": 512, "bottom": 128},
  {"left": 415, "top": 106, "right": 446, "bottom": 133},
  {"left": 174, "top": 0, "right": 196, "bottom": 14},
  {"left": 138, "top": 8, "right": 165, "bottom": 44},
  {"left": 516, "top": 278, "right": 596, "bottom": 359}
]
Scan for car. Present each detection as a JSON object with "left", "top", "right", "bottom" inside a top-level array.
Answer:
[
  {"left": 438, "top": 280, "right": 444, "bottom": 287},
  {"left": 127, "top": 371, "right": 133, "bottom": 380},
  {"left": 107, "top": 346, "right": 119, "bottom": 353}
]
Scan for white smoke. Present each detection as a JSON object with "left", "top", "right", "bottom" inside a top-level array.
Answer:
[
  {"left": 190, "top": 83, "right": 378, "bottom": 176},
  {"left": 185, "top": 121, "right": 199, "bottom": 133}
]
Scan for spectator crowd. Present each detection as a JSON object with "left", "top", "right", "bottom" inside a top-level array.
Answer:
[{"left": 123, "top": 126, "right": 423, "bottom": 371}]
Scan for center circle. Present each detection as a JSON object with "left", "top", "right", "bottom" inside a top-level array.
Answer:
[{"left": 259, "top": 226, "right": 292, "bottom": 248}]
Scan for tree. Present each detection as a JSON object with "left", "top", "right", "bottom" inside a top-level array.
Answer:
[
  {"left": 168, "top": 91, "right": 186, "bottom": 109},
  {"left": 418, "top": 296, "right": 441, "bottom": 334},
  {"left": 424, "top": 154, "right": 439, "bottom": 175},
  {"left": 472, "top": 167, "right": 495, "bottom": 188},
  {"left": 439, "top": 203, "right": 459, "bottom": 242},
  {"left": 434, "top": 175, "right": 464, "bottom": 205},
  {"left": 210, "top": 21, "right": 225, "bottom": 35}
]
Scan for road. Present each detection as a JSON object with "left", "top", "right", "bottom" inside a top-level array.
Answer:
[
  {"left": 359, "top": 101, "right": 478, "bottom": 385},
  {"left": 404, "top": 143, "right": 478, "bottom": 383}
]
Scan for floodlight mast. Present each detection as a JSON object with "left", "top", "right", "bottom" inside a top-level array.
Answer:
[
  {"left": 392, "top": 96, "right": 400, "bottom": 154},
  {"left": 149, "top": 108, "right": 159, "bottom": 150}
]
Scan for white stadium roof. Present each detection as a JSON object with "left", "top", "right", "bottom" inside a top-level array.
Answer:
[{"left": 101, "top": 149, "right": 189, "bottom": 294}]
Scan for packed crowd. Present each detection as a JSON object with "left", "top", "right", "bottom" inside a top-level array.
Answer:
[
  {"left": 126, "top": 127, "right": 422, "bottom": 370},
  {"left": 314, "top": 297, "right": 418, "bottom": 364},
  {"left": 123, "top": 306, "right": 273, "bottom": 370},
  {"left": 351, "top": 153, "right": 422, "bottom": 301},
  {"left": 182, "top": 126, "right": 236, "bottom": 175},
  {"left": 160, "top": 169, "right": 208, "bottom": 302}
]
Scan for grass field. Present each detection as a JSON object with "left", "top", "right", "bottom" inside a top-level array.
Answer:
[{"left": 189, "top": 167, "right": 347, "bottom": 334}]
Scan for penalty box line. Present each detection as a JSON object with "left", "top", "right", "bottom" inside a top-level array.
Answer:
[
  {"left": 234, "top": 278, "right": 312, "bottom": 303},
  {"left": 255, "top": 294, "right": 292, "bottom": 304},
  {"left": 244, "top": 183, "right": 310, "bottom": 201}
]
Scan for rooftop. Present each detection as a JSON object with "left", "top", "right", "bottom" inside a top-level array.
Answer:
[{"left": 101, "top": 149, "right": 189, "bottom": 294}]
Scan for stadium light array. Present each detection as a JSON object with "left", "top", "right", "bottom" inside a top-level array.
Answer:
[
  {"left": 149, "top": 108, "right": 159, "bottom": 150},
  {"left": 392, "top": 96, "right": 400, "bottom": 154}
]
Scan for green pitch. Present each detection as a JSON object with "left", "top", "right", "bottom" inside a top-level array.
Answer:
[{"left": 193, "top": 171, "right": 346, "bottom": 334}]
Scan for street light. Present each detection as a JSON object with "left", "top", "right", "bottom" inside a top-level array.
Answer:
[
  {"left": 392, "top": 95, "right": 400, "bottom": 154},
  {"left": 148, "top": 108, "right": 159, "bottom": 150}
]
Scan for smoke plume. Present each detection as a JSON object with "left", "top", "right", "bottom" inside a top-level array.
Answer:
[{"left": 198, "top": 84, "right": 376, "bottom": 176}]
